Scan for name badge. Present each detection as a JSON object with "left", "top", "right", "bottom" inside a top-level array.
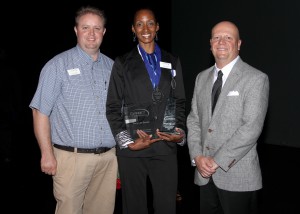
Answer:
[
  {"left": 67, "top": 68, "right": 80, "bottom": 76},
  {"left": 160, "top": 62, "right": 172, "bottom": 69}
]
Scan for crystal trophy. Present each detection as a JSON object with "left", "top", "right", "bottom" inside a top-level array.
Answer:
[
  {"left": 124, "top": 103, "right": 155, "bottom": 140},
  {"left": 161, "top": 97, "right": 177, "bottom": 134}
]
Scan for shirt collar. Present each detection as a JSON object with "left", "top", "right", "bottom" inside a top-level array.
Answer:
[
  {"left": 76, "top": 44, "right": 101, "bottom": 63},
  {"left": 214, "top": 55, "right": 239, "bottom": 79},
  {"left": 137, "top": 43, "right": 161, "bottom": 62}
]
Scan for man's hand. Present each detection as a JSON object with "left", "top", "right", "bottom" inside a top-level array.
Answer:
[
  {"left": 194, "top": 156, "right": 218, "bottom": 178},
  {"left": 41, "top": 152, "right": 57, "bottom": 176}
]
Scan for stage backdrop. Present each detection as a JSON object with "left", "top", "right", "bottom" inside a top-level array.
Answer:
[{"left": 171, "top": 0, "right": 300, "bottom": 148}]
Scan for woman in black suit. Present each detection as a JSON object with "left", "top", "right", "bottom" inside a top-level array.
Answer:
[{"left": 106, "top": 8, "right": 186, "bottom": 214}]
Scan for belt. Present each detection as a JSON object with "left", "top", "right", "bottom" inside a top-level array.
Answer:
[{"left": 53, "top": 144, "right": 112, "bottom": 154}]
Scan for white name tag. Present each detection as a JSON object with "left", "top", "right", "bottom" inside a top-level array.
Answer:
[
  {"left": 160, "top": 62, "right": 172, "bottom": 69},
  {"left": 67, "top": 68, "right": 80, "bottom": 76}
]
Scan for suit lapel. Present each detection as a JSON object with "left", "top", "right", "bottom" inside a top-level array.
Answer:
[
  {"left": 158, "top": 51, "right": 173, "bottom": 93},
  {"left": 212, "top": 59, "right": 242, "bottom": 116},
  {"left": 206, "top": 68, "right": 215, "bottom": 118},
  {"left": 130, "top": 48, "right": 172, "bottom": 99},
  {"left": 130, "top": 49, "right": 154, "bottom": 92}
]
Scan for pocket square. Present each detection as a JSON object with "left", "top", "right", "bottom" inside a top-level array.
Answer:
[{"left": 227, "top": 91, "right": 239, "bottom": 96}]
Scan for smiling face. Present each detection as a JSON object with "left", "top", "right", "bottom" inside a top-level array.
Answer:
[
  {"left": 210, "top": 21, "right": 242, "bottom": 68},
  {"left": 74, "top": 13, "right": 106, "bottom": 57},
  {"left": 132, "top": 9, "right": 159, "bottom": 53}
]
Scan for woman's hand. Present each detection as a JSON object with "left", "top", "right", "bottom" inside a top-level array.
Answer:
[
  {"left": 128, "top": 129, "right": 160, "bottom": 150},
  {"left": 156, "top": 128, "right": 184, "bottom": 143}
]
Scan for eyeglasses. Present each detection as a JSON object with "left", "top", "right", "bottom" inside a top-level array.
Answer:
[{"left": 211, "top": 35, "right": 233, "bottom": 42}]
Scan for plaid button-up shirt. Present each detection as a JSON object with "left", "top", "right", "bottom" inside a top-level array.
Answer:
[{"left": 30, "top": 45, "right": 115, "bottom": 148}]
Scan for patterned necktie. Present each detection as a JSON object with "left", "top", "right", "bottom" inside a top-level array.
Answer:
[
  {"left": 147, "top": 53, "right": 157, "bottom": 71},
  {"left": 212, "top": 70, "right": 223, "bottom": 113},
  {"left": 146, "top": 53, "right": 158, "bottom": 88}
]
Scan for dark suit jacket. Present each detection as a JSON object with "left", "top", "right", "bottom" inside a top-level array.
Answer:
[{"left": 106, "top": 47, "right": 186, "bottom": 157}]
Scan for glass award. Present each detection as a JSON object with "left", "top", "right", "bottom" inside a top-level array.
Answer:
[
  {"left": 161, "top": 97, "right": 177, "bottom": 134},
  {"left": 124, "top": 103, "right": 155, "bottom": 140}
]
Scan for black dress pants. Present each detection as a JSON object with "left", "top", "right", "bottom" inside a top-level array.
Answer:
[
  {"left": 199, "top": 178, "right": 259, "bottom": 214},
  {"left": 118, "top": 154, "right": 178, "bottom": 214}
]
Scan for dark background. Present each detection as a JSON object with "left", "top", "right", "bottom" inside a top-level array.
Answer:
[
  {"left": 1, "top": 0, "right": 298, "bottom": 148},
  {"left": 1, "top": 0, "right": 300, "bottom": 213},
  {"left": 172, "top": 0, "right": 300, "bottom": 148}
]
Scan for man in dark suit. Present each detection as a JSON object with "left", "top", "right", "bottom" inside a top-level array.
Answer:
[{"left": 187, "top": 21, "right": 269, "bottom": 214}]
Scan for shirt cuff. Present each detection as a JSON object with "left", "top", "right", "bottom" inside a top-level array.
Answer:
[{"left": 115, "top": 130, "right": 134, "bottom": 149}]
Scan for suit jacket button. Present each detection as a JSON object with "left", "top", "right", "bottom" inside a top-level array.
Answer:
[{"left": 208, "top": 129, "right": 212, "bottom": 133}]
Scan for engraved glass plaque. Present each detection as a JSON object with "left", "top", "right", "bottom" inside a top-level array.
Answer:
[
  {"left": 161, "top": 97, "right": 177, "bottom": 134},
  {"left": 124, "top": 104, "right": 155, "bottom": 140}
]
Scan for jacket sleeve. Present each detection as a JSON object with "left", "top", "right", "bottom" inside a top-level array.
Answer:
[
  {"left": 173, "top": 57, "right": 186, "bottom": 132},
  {"left": 106, "top": 56, "right": 134, "bottom": 148},
  {"left": 187, "top": 73, "right": 204, "bottom": 164}
]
